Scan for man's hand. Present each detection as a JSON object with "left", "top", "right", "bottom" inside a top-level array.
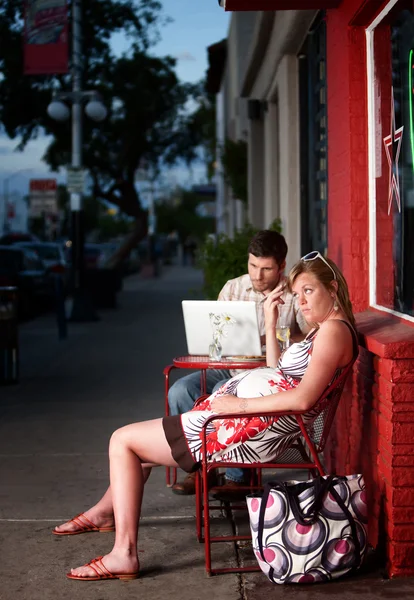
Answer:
[
  {"left": 264, "top": 282, "right": 286, "bottom": 327},
  {"left": 210, "top": 394, "right": 248, "bottom": 415}
]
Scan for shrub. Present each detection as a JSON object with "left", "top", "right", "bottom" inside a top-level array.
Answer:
[{"left": 197, "top": 219, "right": 282, "bottom": 299}]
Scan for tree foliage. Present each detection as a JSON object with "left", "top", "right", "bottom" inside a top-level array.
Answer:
[
  {"left": 0, "top": 0, "right": 202, "bottom": 242},
  {"left": 155, "top": 189, "right": 215, "bottom": 242},
  {"left": 221, "top": 138, "right": 248, "bottom": 203},
  {"left": 197, "top": 218, "right": 283, "bottom": 299}
]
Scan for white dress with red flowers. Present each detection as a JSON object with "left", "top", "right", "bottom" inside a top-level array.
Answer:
[{"left": 180, "top": 329, "right": 329, "bottom": 466}]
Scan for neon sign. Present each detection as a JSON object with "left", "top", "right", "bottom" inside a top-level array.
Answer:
[{"left": 409, "top": 50, "right": 414, "bottom": 170}]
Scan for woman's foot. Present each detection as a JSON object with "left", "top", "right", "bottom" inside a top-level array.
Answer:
[
  {"left": 67, "top": 550, "right": 139, "bottom": 581},
  {"left": 53, "top": 510, "right": 115, "bottom": 535}
]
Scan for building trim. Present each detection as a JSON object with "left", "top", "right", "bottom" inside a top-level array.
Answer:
[
  {"left": 243, "top": 11, "right": 317, "bottom": 101},
  {"left": 222, "top": 0, "right": 341, "bottom": 10},
  {"left": 240, "top": 12, "right": 275, "bottom": 98}
]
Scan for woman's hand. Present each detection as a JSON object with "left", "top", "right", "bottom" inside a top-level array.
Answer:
[
  {"left": 210, "top": 394, "right": 248, "bottom": 415},
  {"left": 264, "top": 282, "right": 286, "bottom": 327}
]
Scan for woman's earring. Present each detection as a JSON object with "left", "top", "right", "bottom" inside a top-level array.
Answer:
[{"left": 333, "top": 299, "right": 339, "bottom": 311}]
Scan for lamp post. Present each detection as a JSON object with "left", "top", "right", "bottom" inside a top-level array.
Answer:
[
  {"left": 47, "top": 0, "right": 107, "bottom": 321},
  {"left": 2, "top": 169, "right": 33, "bottom": 234}
]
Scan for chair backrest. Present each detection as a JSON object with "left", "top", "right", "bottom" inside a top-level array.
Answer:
[{"left": 308, "top": 356, "right": 357, "bottom": 453}]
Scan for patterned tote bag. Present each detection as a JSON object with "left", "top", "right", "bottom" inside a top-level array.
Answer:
[{"left": 247, "top": 475, "right": 368, "bottom": 584}]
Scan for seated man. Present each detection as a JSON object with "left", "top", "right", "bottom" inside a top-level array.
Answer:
[{"left": 169, "top": 229, "right": 308, "bottom": 495}]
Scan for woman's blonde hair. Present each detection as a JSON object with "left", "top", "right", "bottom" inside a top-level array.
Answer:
[{"left": 287, "top": 255, "right": 356, "bottom": 329}]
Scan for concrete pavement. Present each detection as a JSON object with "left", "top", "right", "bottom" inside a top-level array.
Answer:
[{"left": 1, "top": 264, "right": 414, "bottom": 599}]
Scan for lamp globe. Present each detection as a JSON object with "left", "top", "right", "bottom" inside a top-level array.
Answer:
[
  {"left": 47, "top": 101, "right": 70, "bottom": 121},
  {"left": 85, "top": 100, "right": 107, "bottom": 122}
]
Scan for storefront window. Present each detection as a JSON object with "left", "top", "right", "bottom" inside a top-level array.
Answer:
[
  {"left": 372, "top": 2, "right": 414, "bottom": 316},
  {"left": 299, "top": 15, "right": 327, "bottom": 256}
]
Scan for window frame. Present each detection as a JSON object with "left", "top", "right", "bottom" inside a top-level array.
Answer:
[{"left": 366, "top": 0, "right": 414, "bottom": 322}]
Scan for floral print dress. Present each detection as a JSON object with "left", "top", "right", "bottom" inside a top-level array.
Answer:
[{"left": 179, "top": 329, "right": 330, "bottom": 467}]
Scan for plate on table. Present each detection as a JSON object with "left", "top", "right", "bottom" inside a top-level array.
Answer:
[{"left": 225, "top": 355, "right": 265, "bottom": 362}]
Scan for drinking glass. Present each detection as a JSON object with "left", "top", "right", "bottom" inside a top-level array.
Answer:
[{"left": 276, "top": 325, "right": 291, "bottom": 351}]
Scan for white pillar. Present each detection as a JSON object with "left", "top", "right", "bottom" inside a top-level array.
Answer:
[
  {"left": 264, "top": 101, "right": 279, "bottom": 226},
  {"left": 248, "top": 117, "right": 265, "bottom": 228},
  {"left": 275, "top": 55, "right": 301, "bottom": 269}
]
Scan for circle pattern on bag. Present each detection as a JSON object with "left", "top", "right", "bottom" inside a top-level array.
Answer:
[
  {"left": 248, "top": 491, "right": 287, "bottom": 532},
  {"left": 281, "top": 518, "right": 326, "bottom": 555},
  {"left": 321, "top": 536, "right": 357, "bottom": 572},
  {"left": 320, "top": 481, "right": 349, "bottom": 520},
  {"left": 255, "top": 543, "right": 291, "bottom": 579},
  {"left": 351, "top": 489, "right": 368, "bottom": 523},
  {"left": 286, "top": 568, "right": 330, "bottom": 584}
]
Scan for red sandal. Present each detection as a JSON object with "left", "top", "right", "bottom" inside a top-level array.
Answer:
[
  {"left": 66, "top": 556, "right": 139, "bottom": 581},
  {"left": 52, "top": 513, "right": 115, "bottom": 536}
]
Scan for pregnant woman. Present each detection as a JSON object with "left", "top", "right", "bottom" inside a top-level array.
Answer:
[{"left": 54, "top": 252, "right": 358, "bottom": 582}]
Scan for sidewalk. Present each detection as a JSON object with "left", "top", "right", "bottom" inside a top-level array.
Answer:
[{"left": 0, "top": 265, "right": 414, "bottom": 600}]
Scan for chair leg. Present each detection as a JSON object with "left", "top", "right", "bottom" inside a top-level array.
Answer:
[
  {"left": 195, "top": 471, "right": 203, "bottom": 542},
  {"left": 203, "top": 464, "right": 212, "bottom": 575}
]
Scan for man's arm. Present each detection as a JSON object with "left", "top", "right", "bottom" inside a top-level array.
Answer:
[{"left": 217, "top": 280, "right": 233, "bottom": 301}]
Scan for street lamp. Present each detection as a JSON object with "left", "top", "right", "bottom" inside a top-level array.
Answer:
[
  {"left": 47, "top": 0, "right": 107, "bottom": 322},
  {"left": 2, "top": 168, "right": 34, "bottom": 234}
]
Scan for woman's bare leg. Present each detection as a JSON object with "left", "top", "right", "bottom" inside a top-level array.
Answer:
[
  {"left": 68, "top": 418, "right": 179, "bottom": 577},
  {"left": 54, "top": 468, "right": 152, "bottom": 534}
]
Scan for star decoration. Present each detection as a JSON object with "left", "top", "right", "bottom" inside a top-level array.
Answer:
[{"left": 383, "top": 88, "right": 404, "bottom": 215}]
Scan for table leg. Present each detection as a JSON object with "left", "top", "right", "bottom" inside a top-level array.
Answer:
[
  {"left": 200, "top": 369, "right": 207, "bottom": 395},
  {"left": 163, "top": 364, "right": 177, "bottom": 487}
]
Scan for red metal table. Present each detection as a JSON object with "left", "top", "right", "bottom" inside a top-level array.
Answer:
[{"left": 163, "top": 355, "right": 266, "bottom": 486}]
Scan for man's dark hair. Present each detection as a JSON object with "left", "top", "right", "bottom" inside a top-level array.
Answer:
[{"left": 248, "top": 230, "right": 288, "bottom": 265}]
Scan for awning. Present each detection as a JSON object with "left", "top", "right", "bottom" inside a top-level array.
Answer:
[
  {"left": 219, "top": 0, "right": 342, "bottom": 10},
  {"left": 206, "top": 39, "right": 227, "bottom": 95}
]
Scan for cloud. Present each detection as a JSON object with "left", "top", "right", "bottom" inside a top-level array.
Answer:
[{"left": 175, "top": 51, "right": 196, "bottom": 62}]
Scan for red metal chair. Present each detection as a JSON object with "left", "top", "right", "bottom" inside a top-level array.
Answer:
[{"left": 194, "top": 358, "right": 356, "bottom": 575}]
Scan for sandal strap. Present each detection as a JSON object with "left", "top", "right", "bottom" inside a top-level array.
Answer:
[
  {"left": 88, "top": 557, "right": 114, "bottom": 578},
  {"left": 71, "top": 513, "right": 99, "bottom": 532}
]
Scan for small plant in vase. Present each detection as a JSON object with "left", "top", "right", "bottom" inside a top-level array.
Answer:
[{"left": 208, "top": 313, "right": 236, "bottom": 361}]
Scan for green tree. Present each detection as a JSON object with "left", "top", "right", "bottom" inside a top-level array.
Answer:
[
  {"left": 197, "top": 219, "right": 283, "bottom": 299},
  {"left": 155, "top": 188, "right": 215, "bottom": 243},
  {"left": 0, "top": 1, "right": 201, "bottom": 255}
]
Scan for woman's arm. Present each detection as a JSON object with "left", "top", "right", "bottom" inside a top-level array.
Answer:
[{"left": 211, "top": 320, "right": 354, "bottom": 415}]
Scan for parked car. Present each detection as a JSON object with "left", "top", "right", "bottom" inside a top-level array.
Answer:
[
  {"left": 0, "top": 232, "right": 40, "bottom": 245},
  {"left": 66, "top": 243, "right": 123, "bottom": 307},
  {"left": 0, "top": 246, "right": 50, "bottom": 317},
  {"left": 15, "top": 241, "right": 69, "bottom": 294}
]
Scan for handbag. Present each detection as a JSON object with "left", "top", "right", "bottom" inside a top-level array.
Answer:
[{"left": 247, "top": 474, "right": 368, "bottom": 584}]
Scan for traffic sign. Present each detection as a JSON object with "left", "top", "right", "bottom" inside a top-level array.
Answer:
[
  {"left": 29, "top": 179, "right": 58, "bottom": 217},
  {"left": 67, "top": 168, "right": 86, "bottom": 193}
]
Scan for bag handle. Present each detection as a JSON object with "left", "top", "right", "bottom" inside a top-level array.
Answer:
[
  {"left": 257, "top": 477, "right": 362, "bottom": 568},
  {"left": 328, "top": 484, "right": 362, "bottom": 569}
]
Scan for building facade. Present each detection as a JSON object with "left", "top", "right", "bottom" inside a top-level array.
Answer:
[{"left": 216, "top": 0, "right": 414, "bottom": 578}]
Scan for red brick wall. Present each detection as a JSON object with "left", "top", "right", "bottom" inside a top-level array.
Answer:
[
  {"left": 326, "top": 0, "right": 414, "bottom": 578},
  {"left": 326, "top": 317, "right": 414, "bottom": 577},
  {"left": 326, "top": 0, "right": 370, "bottom": 313}
]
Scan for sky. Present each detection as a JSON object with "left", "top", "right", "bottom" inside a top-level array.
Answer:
[{"left": 0, "top": 1, "right": 230, "bottom": 199}]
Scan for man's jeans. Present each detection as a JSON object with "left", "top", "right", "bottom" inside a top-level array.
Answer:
[{"left": 168, "top": 369, "right": 245, "bottom": 483}]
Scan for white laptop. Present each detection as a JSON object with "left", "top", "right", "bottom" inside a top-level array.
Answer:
[{"left": 182, "top": 300, "right": 262, "bottom": 357}]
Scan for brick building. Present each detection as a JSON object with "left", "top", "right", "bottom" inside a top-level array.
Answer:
[{"left": 215, "top": 0, "right": 414, "bottom": 578}]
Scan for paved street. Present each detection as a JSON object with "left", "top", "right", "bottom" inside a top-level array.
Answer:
[{"left": 1, "top": 264, "right": 414, "bottom": 600}]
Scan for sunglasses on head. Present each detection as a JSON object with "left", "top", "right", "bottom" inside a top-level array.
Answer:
[{"left": 301, "top": 251, "right": 337, "bottom": 280}]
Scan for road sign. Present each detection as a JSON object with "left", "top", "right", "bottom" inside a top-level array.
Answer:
[
  {"left": 29, "top": 179, "right": 58, "bottom": 217},
  {"left": 67, "top": 168, "right": 86, "bottom": 193}
]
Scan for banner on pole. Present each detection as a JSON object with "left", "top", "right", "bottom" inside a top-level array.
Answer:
[{"left": 23, "top": 1, "right": 69, "bottom": 75}]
